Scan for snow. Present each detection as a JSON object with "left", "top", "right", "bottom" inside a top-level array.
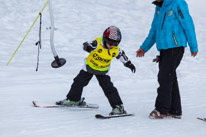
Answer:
[{"left": 0, "top": 0, "right": 206, "bottom": 137}]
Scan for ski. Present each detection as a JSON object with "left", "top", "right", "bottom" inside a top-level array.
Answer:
[
  {"left": 32, "top": 101, "right": 99, "bottom": 109},
  {"left": 95, "top": 113, "right": 134, "bottom": 119},
  {"left": 197, "top": 117, "right": 206, "bottom": 122}
]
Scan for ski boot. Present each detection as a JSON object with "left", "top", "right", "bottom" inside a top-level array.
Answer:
[
  {"left": 109, "top": 104, "right": 127, "bottom": 115},
  {"left": 56, "top": 97, "right": 86, "bottom": 106}
]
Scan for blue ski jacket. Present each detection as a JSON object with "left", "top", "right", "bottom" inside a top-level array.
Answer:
[{"left": 140, "top": 0, "right": 198, "bottom": 52}]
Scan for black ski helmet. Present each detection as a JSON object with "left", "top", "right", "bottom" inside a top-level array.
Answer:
[{"left": 103, "top": 26, "right": 122, "bottom": 46}]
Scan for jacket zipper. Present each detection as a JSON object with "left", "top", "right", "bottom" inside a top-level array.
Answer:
[
  {"left": 161, "top": 13, "right": 166, "bottom": 29},
  {"left": 172, "top": 31, "right": 178, "bottom": 46}
]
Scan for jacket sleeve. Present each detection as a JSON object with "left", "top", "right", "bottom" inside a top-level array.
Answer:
[
  {"left": 83, "top": 40, "right": 98, "bottom": 53},
  {"left": 116, "top": 48, "right": 130, "bottom": 64},
  {"left": 140, "top": 7, "right": 158, "bottom": 52},
  {"left": 177, "top": 1, "right": 198, "bottom": 52}
]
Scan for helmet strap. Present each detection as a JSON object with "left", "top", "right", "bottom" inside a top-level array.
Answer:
[{"left": 103, "top": 40, "right": 109, "bottom": 49}]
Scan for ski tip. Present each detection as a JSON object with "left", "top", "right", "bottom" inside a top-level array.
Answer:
[
  {"left": 197, "top": 117, "right": 202, "bottom": 120},
  {"left": 32, "top": 101, "right": 40, "bottom": 107},
  {"left": 197, "top": 117, "right": 206, "bottom": 121},
  {"left": 95, "top": 114, "right": 104, "bottom": 118}
]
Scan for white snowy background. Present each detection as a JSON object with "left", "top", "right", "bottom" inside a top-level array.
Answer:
[{"left": 0, "top": 0, "right": 206, "bottom": 137}]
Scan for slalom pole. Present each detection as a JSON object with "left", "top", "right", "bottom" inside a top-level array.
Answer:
[{"left": 6, "top": 1, "right": 48, "bottom": 66}]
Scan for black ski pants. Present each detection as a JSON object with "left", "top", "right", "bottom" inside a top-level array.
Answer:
[
  {"left": 66, "top": 70, "right": 123, "bottom": 108},
  {"left": 155, "top": 47, "right": 184, "bottom": 116}
]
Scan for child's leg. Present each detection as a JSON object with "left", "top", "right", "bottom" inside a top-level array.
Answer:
[
  {"left": 66, "top": 70, "right": 93, "bottom": 101},
  {"left": 95, "top": 75, "right": 123, "bottom": 108}
]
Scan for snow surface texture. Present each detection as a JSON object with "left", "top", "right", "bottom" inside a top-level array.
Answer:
[{"left": 0, "top": 0, "right": 206, "bottom": 137}]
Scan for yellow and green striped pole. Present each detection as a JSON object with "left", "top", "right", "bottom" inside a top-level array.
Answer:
[{"left": 6, "top": 1, "right": 48, "bottom": 66}]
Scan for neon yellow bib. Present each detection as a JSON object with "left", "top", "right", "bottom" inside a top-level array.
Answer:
[{"left": 86, "top": 36, "right": 119, "bottom": 71}]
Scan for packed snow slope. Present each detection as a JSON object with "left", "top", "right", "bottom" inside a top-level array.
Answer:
[{"left": 0, "top": 0, "right": 206, "bottom": 137}]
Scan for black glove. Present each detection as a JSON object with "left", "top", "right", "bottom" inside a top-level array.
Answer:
[
  {"left": 153, "top": 55, "right": 160, "bottom": 63},
  {"left": 124, "top": 61, "right": 136, "bottom": 73}
]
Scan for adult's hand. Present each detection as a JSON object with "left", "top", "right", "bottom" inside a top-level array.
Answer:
[
  {"left": 136, "top": 48, "right": 145, "bottom": 57},
  {"left": 191, "top": 52, "right": 198, "bottom": 57}
]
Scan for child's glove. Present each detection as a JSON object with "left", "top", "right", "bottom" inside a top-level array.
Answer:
[{"left": 124, "top": 61, "right": 136, "bottom": 73}]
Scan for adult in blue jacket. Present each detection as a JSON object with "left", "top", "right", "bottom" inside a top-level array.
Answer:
[{"left": 136, "top": 0, "right": 198, "bottom": 119}]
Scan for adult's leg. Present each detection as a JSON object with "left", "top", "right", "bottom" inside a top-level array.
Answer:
[
  {"left": 169, "top": 77, "right": 182, "bottom": 115},
  {"left": 169, "top": 48, "right": 184, "bottom": 115},
  {"left": 155, "top": 47, "right": 184, "bottom": 115}
]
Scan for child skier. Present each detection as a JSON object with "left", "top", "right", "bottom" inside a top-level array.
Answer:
[{"left": 57, "top": 26, "right": 136, "bottom": 115}]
